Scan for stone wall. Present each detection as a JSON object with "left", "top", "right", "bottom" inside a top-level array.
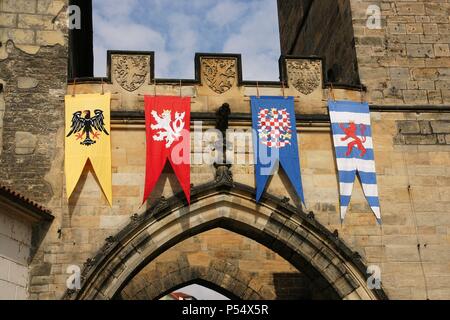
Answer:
[
  {"left": 0, "top": 0, "right": 67, "bottom": 58},
  {"left": 34, "top": 53, "right": 445, "bottom": 300},
  {"left": 277, "top": 0, "right": 360, "bottom": 84},
  {"left": 350, "top": 0, "right": 450, "bottom": 105},
  {"left": 0, "top": 44, "right": 67, "bottom": 202},
  {"left": 0, "top": 0, "right": 67, "bottom": 299},
  {"left": 395, "top": 120, "right": 450, "bottom": 145},
  {"left": 0, "top": 0, "right": 67, "bottom": 202},
  {"left": 0, "top": 211, "right": 32, "bottom": 300},
  {"left": 294, "top": 112, "right": 450, "bottom": 300},
  {"left": 0, "top": 0, "right": 449, "bottom": 300},
  {"left": 278, "top": 0, "right": 450, "bottom": 105}
]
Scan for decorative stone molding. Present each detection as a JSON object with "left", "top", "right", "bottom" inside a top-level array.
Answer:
[
  {"left": 111, "top": 54, "right": 150, "bottom": 92},
  {"left": 201, "top": 58, "right": 236, "bottom": 94},
  {"left": 286, "top": 59, "right": 322, "bottom": 95}
]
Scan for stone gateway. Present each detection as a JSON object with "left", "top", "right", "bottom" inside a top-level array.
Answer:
[{"left": 0, "top": 0, "right": 449, "bottom": 300}]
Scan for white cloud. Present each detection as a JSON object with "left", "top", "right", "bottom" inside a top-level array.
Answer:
[
  {"left": 93, "top": 11, "right": 168, "bottom": 76},
  {"left": 95, "top": 0, "right": 139, "bottom": 21},
  {"left": 93, "top": 0, "right": 281, "bottom": 80},
  {"left": 206, "top": 1, "right": 249, "bottom": 28},
  {"left": 223, "top": 0, "right": 280, "bottom": 80}
]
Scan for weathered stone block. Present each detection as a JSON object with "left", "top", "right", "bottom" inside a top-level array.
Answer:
[
  {"left": 388, "top": 23, "right": 406, "bottom": 34},
  {"left": 36, "top": 30, "right": 65, "bottom": 46},
  {"left": 397, "top": 121, "right": 420, "bottom": 134},
  {"left": 435, "top": 44, "right": 450, "bottom": 57},
  {"left": 412, "top": 68, "right": 439, "bottom": 80},
  {"left": 419, "top": 121, "right": 432, "bottom": 134},
  {"left": 15, "top": 131, "right": 37, "bottom": 155},
  {"left": 37, "top": 0, "right": 66, "bottom": 15},
  {"left": 389, "top": 68, "right": 410, "bottom": 79},
  {"left": 423, "top": 24, "right": 439, "bottom": 35},
  {"left": 403, "top": 134, "right": 437, "bottom": 145},
  {"left": 29, "top": 284, "right": 49, "bottom": 293},
  {"left": 418, "top": 81, "right": 435, "bottom": 90},
  {"left": 438, "top": 68, "right": 450, "bottom": 80},
  {"left": 406, "top": 23, "right": 423, "bottom": 35},
  {"left": 403, "top": 89, "right": 428, "bottom": 104},
  {"left": 431, "top": 121, "right": 450, "bottom": 134},
  {"left": 30, "top": 263, "right": 51, "bottom": 277},
  {"left": 396, "top": 3, "right": 425, "bottom": 16},
  {"left": 407, "top": 44, "right": 435, "bottom": 58},
  {"left": 438, "top": 24, "right": 450, "bottom": 35},
  {"left": 446, "top": 135, "right": 450, "bottom": 144},
  {"left": 18, "top": 14, "right": 53, "bottom": 30},
  {"left": 2, "top": 0, "right": 37, "bottom": 13},
  {"left": 443, "top": 89, "right": 450, "bottom": 103},
  {"left": 428, "top": 90, "right": 443, "bottom": 104},
  {"left": 425, "top": 3, "right": 450, "bottom": 16},
  {"left": 17, "top": 77, "right": 39, "bottom": 89},
  {"left": 6, "top": 29, "right": 35, "bottom": 45},
  {"left": 0, "top": 13, "right": 17, "bottom": 27}
]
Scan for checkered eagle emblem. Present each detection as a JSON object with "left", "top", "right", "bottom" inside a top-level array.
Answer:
[{"left": 257, "top": 108, "right": 292, "bottom": 148}]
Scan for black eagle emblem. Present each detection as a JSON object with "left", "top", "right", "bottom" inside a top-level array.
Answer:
[{"left": 67, "top": 109, "right": 109, "bottom": 146}]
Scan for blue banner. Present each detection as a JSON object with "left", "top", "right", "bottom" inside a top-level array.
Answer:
[
  {"left": 251, "top": 96, "right": 305, "bottom": 204},
  {"left": 328, "top": 100, "right": 381, "bottom": 224}
]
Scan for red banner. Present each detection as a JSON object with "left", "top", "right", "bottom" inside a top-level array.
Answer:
[{"left": 143, "top": 96, "right": 191, "bottom": 204}]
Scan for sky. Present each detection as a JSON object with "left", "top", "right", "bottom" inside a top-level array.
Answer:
[
  {"left": 177, "top": 284, "right": 229, "bottom": 300},
  {"left": 93, "top": 0, "right": 281, "bottom": 80}
]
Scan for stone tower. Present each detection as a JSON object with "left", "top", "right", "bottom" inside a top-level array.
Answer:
[{"left": 0, "top": 0, "right": 449, "bottom": 300}]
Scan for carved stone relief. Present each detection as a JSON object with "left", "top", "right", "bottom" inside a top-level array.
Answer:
[
  {"left": 201, "top": 58, "right": 236, "bottom": 94},
  {"left": 287, "top": 60, "right": 321, "bottom": 95},
  {"left": 112, "top": 55, "right": 150, "bottom": 92}
]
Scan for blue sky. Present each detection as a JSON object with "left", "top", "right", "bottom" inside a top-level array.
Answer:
[{"left": 93, "top": 0, "right": 281, "bottom": 80}]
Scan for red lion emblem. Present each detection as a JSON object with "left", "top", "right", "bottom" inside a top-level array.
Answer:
[{"left": 339, "top": 122, "right": 367, "bottom": 157}]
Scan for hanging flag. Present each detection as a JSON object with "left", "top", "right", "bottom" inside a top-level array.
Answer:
[
  {"left": 251, "top": 96, "right": 305, "bottom": 204},
  {"left": 65, "top": 93, "right": 112, "bottom": 206},
  {"left": 328, "top": 100, "right": 381, "bottom": 224},
  {"left": 143, "top": 96, "right": 191, "bottom": 204}
]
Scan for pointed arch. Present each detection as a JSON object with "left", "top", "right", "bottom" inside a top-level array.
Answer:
[{"left": 65, "top": 168, "right": 387, "bottom": 300}]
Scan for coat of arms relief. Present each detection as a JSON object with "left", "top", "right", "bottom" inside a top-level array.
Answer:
[
  {"left": 201, "top": 58, "right": 236, "bottom": 94},
  {"left": 112, "top": 55, "right": 150, "bottom": 92},
  {"left": 287, "top": 60, "right": 321, "bottom": 95}
]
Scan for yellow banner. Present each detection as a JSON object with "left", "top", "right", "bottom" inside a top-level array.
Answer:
[{"left": 65, "top": 93, "right": 112, "bottom": 206}]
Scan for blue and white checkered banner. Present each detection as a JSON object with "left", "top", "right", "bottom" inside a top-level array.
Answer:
[
  {"left": 251, "top": 96, "right": 305, "bottom": 204},
  {"left": 328, "top": 100, "right": 381, "bottom": 224}
]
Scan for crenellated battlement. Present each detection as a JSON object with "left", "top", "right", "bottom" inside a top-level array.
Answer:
[{"left": 67, "top": 51, "right": 366, "bottom": 116}]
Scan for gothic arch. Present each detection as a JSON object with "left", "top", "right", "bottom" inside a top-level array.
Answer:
[
  {"left": 120, "top": 259, "right": 268, "bottom": 300},
  {"left": 65, "top": 166, "right": 387, "bottom": 300}
]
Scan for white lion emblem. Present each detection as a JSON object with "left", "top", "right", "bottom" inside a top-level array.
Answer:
[{"left": 151, "top": 110, "right": 185, "bottom": 148}]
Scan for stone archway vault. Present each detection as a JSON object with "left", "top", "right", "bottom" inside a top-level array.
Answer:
[
  {"left": 121, "top": 256, "right": 268, "bottom": 300},
  {"left": 65, "top": 167, "right": 388, "bottom": 300},
  {"left": 119, "top": 227, "right": 333, "bottom": 300}
]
